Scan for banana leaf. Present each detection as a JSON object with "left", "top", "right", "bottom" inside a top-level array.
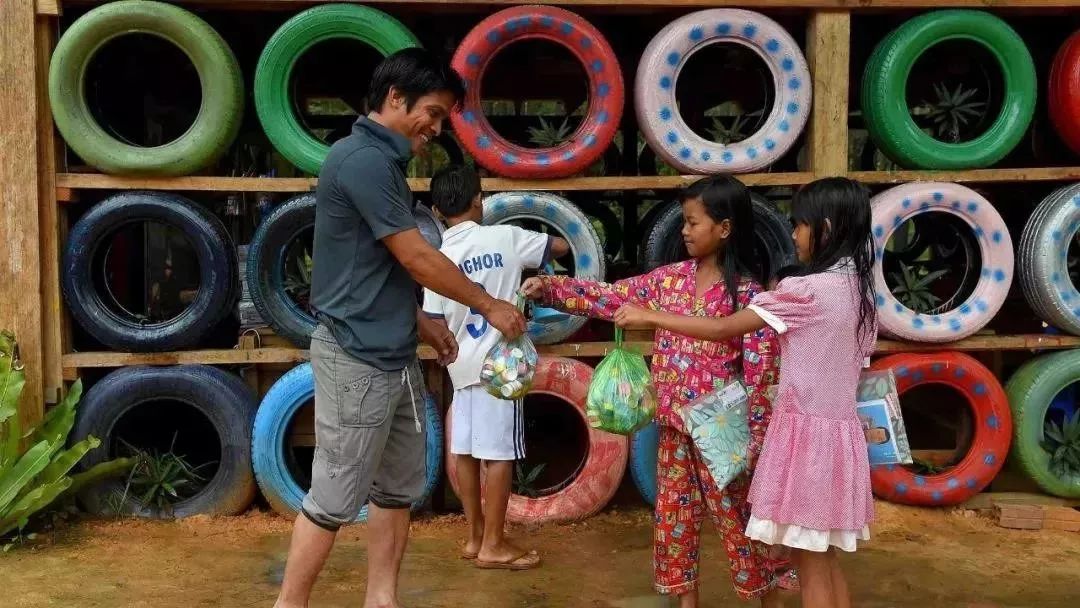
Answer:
[
  {"left": 61, "top": 457, "right": 137, "bottom": 499},
  {"left": 28, "top": 380, "right": 81, "bottom": 446},
  {"left": 26, "top": 436, "right": 101, "bottom": 497},
  {"left": 0, "top": 477, "right": 72, "bottom": 537},
  {"left": 0, "top": 361, "right": 26, "bottom": 474},
  {"left": 0, "top": 440, "right": 53, "bottom": 513}
]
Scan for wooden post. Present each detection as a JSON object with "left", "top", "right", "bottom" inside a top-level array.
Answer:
[
  {"left": 806, "top": 10, "right": 851, "bottom": 178},
  {"left": 37, "top": 17, "right": 67, "bottom": 405},
  {"left": 0, "top": 0, "right": 45, "bottom": 425}
]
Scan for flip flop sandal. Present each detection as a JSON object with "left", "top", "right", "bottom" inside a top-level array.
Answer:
[
  {"left": 474, "top": 549, "right": 541, "bottom": 571},
  {"left": 461, "top": 550, "right": 478, "bottom": 560}
]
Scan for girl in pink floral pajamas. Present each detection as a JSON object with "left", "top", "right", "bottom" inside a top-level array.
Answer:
[{"left": 524, "top": 176, "right": 790, "bottom": 607}]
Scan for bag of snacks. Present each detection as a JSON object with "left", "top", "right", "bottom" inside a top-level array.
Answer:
[
  {"left": 586, "top": 328, "right": 657, "bottom": 434},
  {"left": 480, "top": 294, "right": 539, "bottom": 400}
]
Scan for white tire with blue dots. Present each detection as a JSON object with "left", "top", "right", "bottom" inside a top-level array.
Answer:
[
  {"left": 871, "top": 182, "right": 1013, "bottom": 342},
  {"left": 1019, "top": 182, "right": 1080, "bottom": 335},
  {"left": 483, "top": 192, "right": 606, "bottom": 345},
  {"left": 635, "top": 9, "right": 811, "bottom": 174}
]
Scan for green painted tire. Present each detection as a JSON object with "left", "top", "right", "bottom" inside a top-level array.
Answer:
[
  {"left": 1005, "top": 350, "right": 1080, "bottom": 498},
  {"left": 48, "top": 0, "right": 243, "bottom": 176},
  {"left": 254, "top": 4, "right": 420, "bottom": 175},
  {"left": 861, "top": 10, "right": 1036, "bottom": 169}
]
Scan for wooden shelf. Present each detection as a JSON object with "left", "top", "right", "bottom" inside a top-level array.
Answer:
[
  {"left": 60, "top": 333, "right": 1080, "bottom": 375},
  {"left": 852, "top": 167, "right": 1080, "bottom": 185},
  {"left": 55, "top": 172, "right": 813, "bottom": 196},
  {"left": 54, "top": 166, "right": 1080, "bottom": 198},
  {"left": 43, "top": 1, "right": 1080, "bottom": 17}
]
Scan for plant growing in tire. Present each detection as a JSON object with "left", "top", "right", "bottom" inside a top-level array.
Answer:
[{"left": 1043, "top": 411, "right": 1080, "bottom": 481}]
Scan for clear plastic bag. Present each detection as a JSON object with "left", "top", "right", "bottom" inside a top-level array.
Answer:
[
  {"left": 480, "top": 295, "right": 539, "bottom": 400},
  {"left": 586, "top": 328, "right": 657, "bottom": 434}
]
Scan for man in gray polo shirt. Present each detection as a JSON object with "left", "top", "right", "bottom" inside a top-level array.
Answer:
[{"left": 274, "top": 49, "right": 526, "bottom": 608}]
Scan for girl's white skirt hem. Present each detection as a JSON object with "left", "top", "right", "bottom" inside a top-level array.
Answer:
[{"left": 745, "top": 515, "right": 869, "bottom": 553}]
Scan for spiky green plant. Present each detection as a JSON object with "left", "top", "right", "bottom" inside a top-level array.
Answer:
[
  {"left": 1043, "top": 411, "right": 1080, "bottom": 479},
  {"left": 0, "top": 331, "right": 135, "bottom": 539},
  {"left": 706, "top": 108, "right": 764, "bottom": 145},
  {"left": 889, "top": 262, "right": 949, "bottom": 314},
  {"left": 283, "top": 248, "right": 314, "bottom": 305},
  {"left": 513, "top": 461, "right": 547, "bottom": 498},
  {"left": 527, "top": 116, "right": 573, "bottom": 147},
  {"left": 111, "top": 437, "right": 212, "bottom": 516},
  {"left": 912, "top": 82, "right": 987, "bottom": 143}
]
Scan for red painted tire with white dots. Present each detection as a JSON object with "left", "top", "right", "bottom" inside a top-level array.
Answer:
[
  {"left": 869, "top": 352, "right": 1012, "bottom": 507},
  {"left": 1049, "top": 31, "right": 1080, "bottom": 156},
  {"left": 450, "top": 6, "right": 624, "bottom": 179},
  {"left": 635, "top": 9, "right": 811, "bottom": 174},
  {"left": 870, "top": 182, "right": 1013, "bottom": 342},
  {"left": 445, "top": 356, "right": 628, "bottom": 524}
]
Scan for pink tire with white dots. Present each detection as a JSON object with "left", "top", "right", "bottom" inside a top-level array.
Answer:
[
  {"left": 635, "top": 9, "right": 811, "bottom": 174},
  {"left": 445, "top": 356, "right": 628, "bottom": 524},
  {"left": 871, "top": 182, "right": 1013, "bottom": 343},
  {"left": 450, "top": 5, "right": 624, "bottom": 179}
]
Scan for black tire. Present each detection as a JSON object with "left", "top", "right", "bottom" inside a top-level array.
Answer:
[
  {"left": 62, "top": 191, "right": 238, "bottom": 351},
  {"left": 642, "top": 195, "right": 795, "bottom": 276},
  {"left": 247, "top": 194, "right": 317, "bottom": 347},
  {"left": 73, "top": 365, "right": 258, "bottom": 518}
]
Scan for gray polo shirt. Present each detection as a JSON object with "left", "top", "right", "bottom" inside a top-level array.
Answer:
[{"left": 310, "top": 117, "right": 417, "bottom": 371}]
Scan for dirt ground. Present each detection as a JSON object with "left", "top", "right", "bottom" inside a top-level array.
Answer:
[{"left": 2, "top": 501, "right": 1078, "bottom": 608}]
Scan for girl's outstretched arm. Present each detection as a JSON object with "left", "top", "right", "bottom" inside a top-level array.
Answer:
[
  {"left": 613, "top": 304, "right": 767, "bottom": 341},
  {"left": 521, "top": 271, "right": 663, "bottom": 322}
]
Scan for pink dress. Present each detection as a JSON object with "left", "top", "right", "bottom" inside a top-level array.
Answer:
[{"left": 743, "top": 267, "right": 876, "bottom": 552}]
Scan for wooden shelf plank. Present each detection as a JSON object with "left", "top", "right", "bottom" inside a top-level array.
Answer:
[
  {"left": 852, "top": 167, "right": 1080, "bottom": 185},
  {"left": 60, "top": 333, "right": 1080, "bottom": 373},
  {"left": 55, "top": 167, "right": 1080, "bottom": 197},
  {"left": 55, "top": 172, "right": 814, "bottom": 195},
  {"left": 52, "top": 1, "right": 1080, "bottom": 13}
]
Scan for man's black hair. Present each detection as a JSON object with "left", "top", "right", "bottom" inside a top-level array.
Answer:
[
  {"left": 366, "top": 47, "right": 466, "bottom": 112},
  {"left": 430, "top": 165, "right": 481, "bottom": 219}
]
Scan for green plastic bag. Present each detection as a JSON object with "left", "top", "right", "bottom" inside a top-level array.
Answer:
[{"left": 586, "top": 328, "right": 657, "bottom": 435}]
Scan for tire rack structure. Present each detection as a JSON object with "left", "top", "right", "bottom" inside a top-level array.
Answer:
[{"left": 9, "top": 0, "right": 1080, "bottom": 514}]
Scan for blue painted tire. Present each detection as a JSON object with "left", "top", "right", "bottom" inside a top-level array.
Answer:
[
  {"left": 629, "top": 422, "right": 660, "bottom": 506},
  {"left": 483, "top": 192, "right": 607, "bottom": 344},
  {"left": 252, "top": 363, "right": 443, "bottom": 521}
]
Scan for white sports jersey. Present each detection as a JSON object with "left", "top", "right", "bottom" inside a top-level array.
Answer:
[{"left": 422, "top": 221, "right": 551, "bottom": 390}]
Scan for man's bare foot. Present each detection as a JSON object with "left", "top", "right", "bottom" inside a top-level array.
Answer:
[{"left": 476, "top": 540, "right": 540, "bottom": 569}]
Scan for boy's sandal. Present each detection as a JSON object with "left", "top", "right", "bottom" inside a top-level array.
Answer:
[
  {"left": 461, "top": 550, "right": 479, "bottom": 560},
  {"left": 474, "top": 549, "right": 541, "bottom": 571}
]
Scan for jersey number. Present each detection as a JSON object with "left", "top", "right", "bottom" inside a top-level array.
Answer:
[{"left": 466, "top": 282, "right": 489, "bottom": 339}]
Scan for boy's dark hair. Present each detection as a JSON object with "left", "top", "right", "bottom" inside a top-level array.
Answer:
[
  {"left": 431, "top": 165, "right": 482, "bottom": 218},
  {"left": 366, "top": 48, "right": 466, "bottom": 113},
  {"left": 679, "top": 175, "right": 769, "bottom": 312}
]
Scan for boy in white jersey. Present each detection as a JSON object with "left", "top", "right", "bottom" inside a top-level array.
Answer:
[{"left": 422, "top": 165, "right": 569, "bottom": 570}]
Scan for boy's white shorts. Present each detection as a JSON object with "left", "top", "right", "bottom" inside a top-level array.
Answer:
[{"left": 450, "top": 385, "right": 525, "bottom": 461}]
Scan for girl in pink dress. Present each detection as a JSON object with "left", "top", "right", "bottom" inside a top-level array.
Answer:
[{"left": 614, "top": 177, "right": 877, "bottom": 608}]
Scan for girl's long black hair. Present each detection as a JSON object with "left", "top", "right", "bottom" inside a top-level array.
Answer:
[
  {"left": 679, "top": 176, "right": 769, "bottom": 311},
  {"left": 779, "top": 177, "right": 877, "bottom": 345}
]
